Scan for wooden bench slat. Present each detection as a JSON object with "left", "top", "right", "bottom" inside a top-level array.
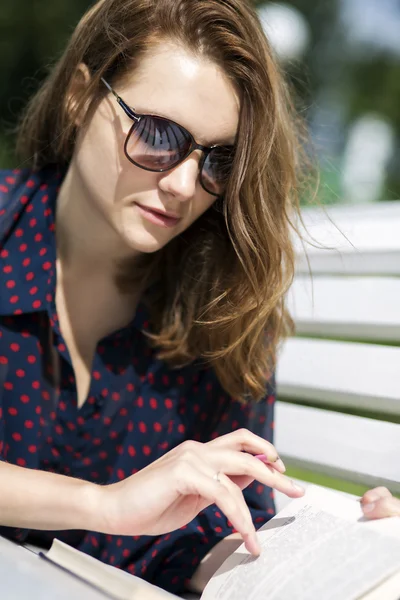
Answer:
[
  {"left": 288, "top": 276, "right": 400, "bottom": 341},
  {"left": 276, "top": 338, "right": 400, "bottom": 415},
  {"left": 294, "top": 202, "right": 400, "bottom": 275},
  {"left": 274, "top": 402, "right": 400, "bottom": 493}
]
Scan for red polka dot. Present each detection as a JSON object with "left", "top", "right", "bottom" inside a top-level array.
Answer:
[
  {"left": 19, "top": 243, "right": 27, "bottom": 252},
  {"left": 128, "top": 445, "right": 136, "bottom": 457},
  {"left": 24, "top": 420, "right": 34, "bottom": 429},
  {"left": 10, "top": 295, "right": 19, "bottom": 304},
  {"left": 8, "top": 407, "right": 18, "bottom": 416},
  {"left": 10, "top": 343, "right": 20, "bottom": 352},
  {"left": 142, "top": 445, "right": 151, "bottom": 456},
  {"left": 16, "top": 369, "right": 25, "bottom": 378},
  {"left": 12, "top": 432, "right": 22, "bottom": 442},
  {"left": 150, "top": 398, "right": 158, "bottom": 409},
  {"left": 28, "top": 445, "right": 37, "bottom": 453},
  {"left": 117, "top": 469, "right": 125, "bottom": 480},
  {"left": 3, "top": 265, "right": 12, "bottom": 274},
  {"left": 139, "top": 422, "right": 147, "bottom": 433},
  {"left": 16, "top": 458, "right": 26, "bottom": 467},
  {"left": 0, "top": 356, "right": 8, "bottom": 365},
  {"left": 153, "top": 422, "right": 162, "bottom": 432},
  {"left": 20, "top": 394, "right": 30, "bottom": 403},
  {"left": 42, "top": 261, "right": 52, "bottom": 270},
  {"left": 165, "top": 398, "right": 173, "bottom": 409}
]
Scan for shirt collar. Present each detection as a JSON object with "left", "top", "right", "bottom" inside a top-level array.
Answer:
[{"left": 0, "top": 166, "right": 64, "bottom": 316}]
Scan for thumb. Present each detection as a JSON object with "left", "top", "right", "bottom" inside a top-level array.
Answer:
[{"left": 362, "top": 496, "right": 400, "bottom": 519}]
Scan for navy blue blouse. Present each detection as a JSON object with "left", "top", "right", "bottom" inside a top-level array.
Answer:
[{"left": 0, "top": 166, "right": 275, "bottom": 594}]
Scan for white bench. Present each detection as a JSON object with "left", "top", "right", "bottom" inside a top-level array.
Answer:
[{"left": 274, "top": 202, "right": 400, "bottom": 509}]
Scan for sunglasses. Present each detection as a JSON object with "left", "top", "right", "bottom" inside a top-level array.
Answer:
[{"left": 101, "top": 78, "right": 235, "bottom": 197}]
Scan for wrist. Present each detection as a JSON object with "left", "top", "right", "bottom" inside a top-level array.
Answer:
[{"left": 75, "top": 480, "right": 109, "bottom": 533}]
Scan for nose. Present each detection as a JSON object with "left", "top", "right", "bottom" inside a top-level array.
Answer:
[{"left": 158, "top": 152, "right": 202, "bottom": 201}]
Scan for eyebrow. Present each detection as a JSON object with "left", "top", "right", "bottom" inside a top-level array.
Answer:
[{"left": 130, "top": 103, "right": 236, "bottom": 147}]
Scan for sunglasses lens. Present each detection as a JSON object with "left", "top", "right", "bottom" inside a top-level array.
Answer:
[
  {"left": 201, "top": 146, "right": 234, "bottom": 196},
  {"left": 126, "top": 115, "right": 191, "bottom": 170}
]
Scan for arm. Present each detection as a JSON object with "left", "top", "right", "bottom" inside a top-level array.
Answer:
[{"left": 0, "top": 461, "right": 103, "bottom": 532}]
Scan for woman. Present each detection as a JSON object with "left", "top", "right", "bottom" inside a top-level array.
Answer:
[{"left": 0, "top": 0, "right": 390, "bottom": 596}]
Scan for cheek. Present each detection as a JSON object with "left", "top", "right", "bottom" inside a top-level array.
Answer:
[{"left": 73, "top": 115, "right": 123, "bottom": 207}]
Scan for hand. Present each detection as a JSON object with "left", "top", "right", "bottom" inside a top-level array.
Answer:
[
  {"left": 360, "top": 487, "right": 400, "bottom": 519},
  {"left": 101, "top": 429, "right": 305, "bottom": 555}
]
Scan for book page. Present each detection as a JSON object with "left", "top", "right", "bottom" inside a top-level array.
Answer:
[
  {"left": 201, "top": 486, "right": 400, "bottom": 600},
  {"left": 46, "top": 539, "right": 178, "bottom": 600}
]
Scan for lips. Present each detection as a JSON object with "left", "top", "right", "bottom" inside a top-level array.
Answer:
[
  {"left": 136, "top": 204, "right": 180, "bottom": 220},
  {"left": 135, "top": 203, "right": 181, "bottom": 228}
]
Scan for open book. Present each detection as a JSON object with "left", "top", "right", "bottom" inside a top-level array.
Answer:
[{"left": 41, "top": 485, "right": 400, "bottom": 600}]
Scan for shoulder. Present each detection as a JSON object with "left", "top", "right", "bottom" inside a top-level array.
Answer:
[
  {"left": 0, "top": 166, "right": 61, "bottom": 248},
  {"left": 0, "top": 168, "right": 32, "bottom": 246}
]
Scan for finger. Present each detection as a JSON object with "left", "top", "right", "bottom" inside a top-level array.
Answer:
[
  {"left": 207, "top": 428, "right": 281, "bottom": 465},
  {"left": 177, "top": 462, "right": 260, "bottom": 555},
  {"left": 362, "top": 496, "right": 400, "bottom": 519},
  {"left": 360, "top": 486, "right": 392, "bottom": 505},
  {"left": 203, "top": 449, "right": 305, "bottom": 498},
  {"left": 216, "top": 471, "right": 261, "bottom": 556},
  {"left": 185, "top": 453, "right": 259, "bottom": 550}
]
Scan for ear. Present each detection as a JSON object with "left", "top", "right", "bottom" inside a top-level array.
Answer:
[{"left": 65, "top": 63, "right": 92, "bottom": 127}]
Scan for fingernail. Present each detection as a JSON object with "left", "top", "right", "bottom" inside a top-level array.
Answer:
[
  {"left": 275, "top": 458, "right": 286, "bottom": 472},
  {"left": 363, "top": 502, "right": 375, "bottom": 513},
  {"left": 255, "top": 454, "right": 286, "bottom": 471},
  {"left": 363, "top": 493, "right": 380, "bottom": 504},
  {"left": 292, "top": 481, "right": 305, "bottom": 493}
]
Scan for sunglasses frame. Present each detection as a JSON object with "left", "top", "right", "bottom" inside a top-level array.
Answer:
[{"left": 101, "top": 78, "right": 233, "bottom": 197}]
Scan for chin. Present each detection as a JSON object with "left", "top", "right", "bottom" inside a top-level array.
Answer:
[{"left": 121, "top": 231, "right": 170, "bottom": 255}]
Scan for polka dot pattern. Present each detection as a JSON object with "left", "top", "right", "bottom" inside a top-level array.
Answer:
[{"left": 0, "top": 167, "right": 275, "bottom": 595}]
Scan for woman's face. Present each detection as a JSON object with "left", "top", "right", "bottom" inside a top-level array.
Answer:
[{"left": 71, "top": 41, "right": 240, "bottom": 256}]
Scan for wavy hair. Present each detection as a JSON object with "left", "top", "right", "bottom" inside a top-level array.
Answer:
[{"left": 16, "top": 0, "right": 309, "bottom": 402}]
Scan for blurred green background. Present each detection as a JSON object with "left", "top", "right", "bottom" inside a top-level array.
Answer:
[{"left": 1, "top": 0, "right": 400, "bottom": 205}]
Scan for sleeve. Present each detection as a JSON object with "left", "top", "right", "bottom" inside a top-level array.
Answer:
[{"left": 140, "top": 368, "right": 276, "bottom": 594}]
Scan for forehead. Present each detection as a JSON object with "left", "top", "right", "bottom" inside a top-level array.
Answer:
[{"left": 118, "top": 42, "right": 241, "bottom": 146}]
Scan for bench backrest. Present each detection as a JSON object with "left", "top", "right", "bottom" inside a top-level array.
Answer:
[{"left": 274, "top": 202, "right": 400, "bottom": 503}]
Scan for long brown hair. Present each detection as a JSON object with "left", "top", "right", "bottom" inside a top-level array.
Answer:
[{"left": 16, "top": 0, "right": 308, "bottom": 402}]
